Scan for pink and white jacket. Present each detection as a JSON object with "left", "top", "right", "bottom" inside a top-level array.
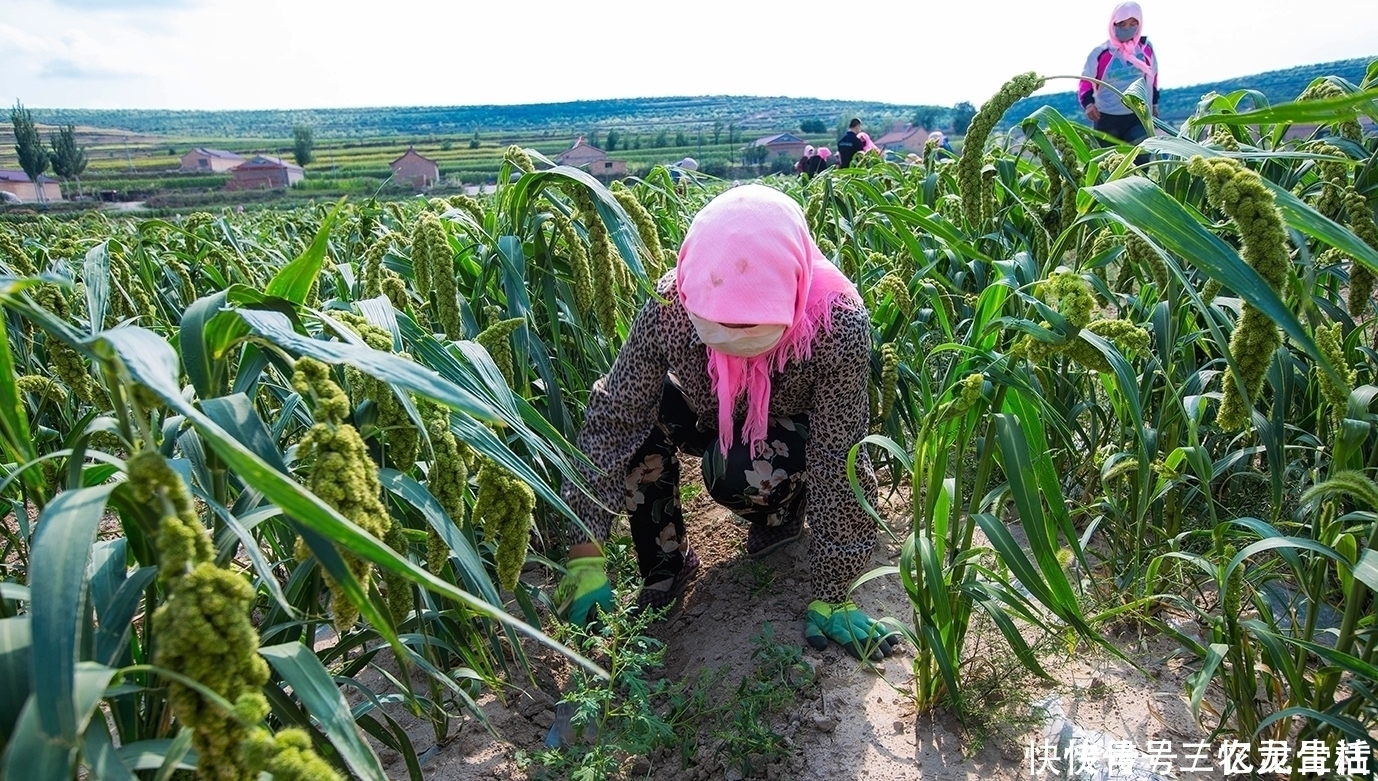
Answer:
[{"left": 1079, "top": 37, "right": 1159, "bottom": 117}]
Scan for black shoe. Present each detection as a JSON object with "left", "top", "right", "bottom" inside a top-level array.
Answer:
[
  {"left": 745, "top": 518, "right": 803, "bottom": 558},
  {"left": 634, "top": 546, "right": 701, "bottom": 614}
]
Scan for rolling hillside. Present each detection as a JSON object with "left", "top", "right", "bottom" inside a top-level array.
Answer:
[{"left": 24, "top": 96, "right": 946, "bottom": 140}]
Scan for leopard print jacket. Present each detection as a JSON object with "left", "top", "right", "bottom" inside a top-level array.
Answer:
[{"left": 561, "top": 271, "right": 878, "bottom": 604}]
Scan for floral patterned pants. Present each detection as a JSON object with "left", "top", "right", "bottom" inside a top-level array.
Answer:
[{"left": 626, "top": 378, "right": 810, "bottom": 583}]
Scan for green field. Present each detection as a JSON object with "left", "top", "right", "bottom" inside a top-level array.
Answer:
[{"left": 1, "top": 58, "right": 1377, "bottom": 779}]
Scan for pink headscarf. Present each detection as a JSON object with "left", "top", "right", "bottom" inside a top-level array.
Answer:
[
  {"left": 676, "top": 184, "right": 860, "bottom": 453},
  {"left": 858, "top": 132, "right": 878, "bottom": 153},
  {"left": 1108, "top": 2, "right": 1154, "bottom": 77},
  {"left": 818, "top": 146, "right": 831, "bottom": 160}
]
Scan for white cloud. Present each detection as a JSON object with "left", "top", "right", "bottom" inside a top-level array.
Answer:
[
  {"left": 3, "top": 0, "right": 1376, "bottom": 110},
  {"left": 0, "top": 22, "right": 51, "bottom": 54},
  {"left": 48, "top": 0, "right": 199, "bottom": 8},
  {"left": 37, "top": 56, "right": 141, "bottom": 80}
]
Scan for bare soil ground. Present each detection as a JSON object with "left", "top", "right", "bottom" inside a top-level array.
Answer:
[{"left": 352, "top": 473, "right": 1212, "bottom": 780}]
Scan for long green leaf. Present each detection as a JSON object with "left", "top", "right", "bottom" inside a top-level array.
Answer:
[
  {"left": 1354, "top": 549, "right": 1378, "bottom": 596},
  {"left": 81, "top": 719, "right": 138, "bottom": 781},
  {"left": 179, "top": 290, "right": 231, "bottom": 400},
  {"left": 29, "top": 483, "right": 116, "bottom": 742},
  {"left": 1, "top": 662, "right": 116, "bottom": 781},
  {"left": 83, "top": 242, "right": 110, "bottom": 334},
  {"left": 265, "top": 199, "right": 343, "bottom": 305},
  {"left": 379, "top": 469, "right": 498, "bottom": 606},
  {"left": 1191, "top": 88, "right": 1378, "bottom": 127},
  {"left": 1087, "top": 176, "right": 1337, "bottom": 385},
  {"left": 89, "top": 327, "right": 604, "bottom": 679},
  {"left": 235, "top": 308, "right": 581, "bottom": 522},
  {"left": 1187, "top": 643, "right": 1230, "bottom": 717},
  {"left": 1263, "top": 179, "right": 1378, "bottom": 272},
  {"left": 0, "top": 316, "right": 42, "bottom": 504},
  {"left": 0, "top": 616, "right": 31, "bottom": 751},
  {"left": 260, "top": 642, "right": 386, "bottom": 781},
  {"left": 113, "top": 739, "right": 198, "bottom": 772}
]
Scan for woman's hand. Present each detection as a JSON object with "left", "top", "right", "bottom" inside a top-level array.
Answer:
[
  {"left": 1085, "top": 104, "right": 1102, "bottom": 123},
  {"left": 554, "top": 556, "right": 613, "bottom": 628},
  {"left": 804, "top": 600, "right": 903, "bottom": 661}
]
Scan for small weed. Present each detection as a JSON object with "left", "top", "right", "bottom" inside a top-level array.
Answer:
[
  {"left": 741, "top": 558, "right": 778, "bottom": 596},
  {"left": 1084, "top": 677, "right": 1110, "bottom": 701},
  {"left": 518, "top": 538, "right": 708, "bottom": 779},
  {"left": 679, "top": 482, "right": 703, "bottom": 503},
  {"left": 712, "top": 623, "right": 815, "bottom": 776}
]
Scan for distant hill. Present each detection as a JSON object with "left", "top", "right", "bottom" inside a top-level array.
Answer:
[
  {"left": 27, "top": 96, "right": 947, "bottom": 140},
  {"left": 1005, "top": 56, "right": 1375, "bottom": 127},
  {"left": 23, "top": 57, "right": 1375, "bottom": 141}
]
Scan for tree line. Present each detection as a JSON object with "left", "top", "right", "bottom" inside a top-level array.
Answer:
[{"left": 10, "top": 102, "right": 88, "bottom": 202}]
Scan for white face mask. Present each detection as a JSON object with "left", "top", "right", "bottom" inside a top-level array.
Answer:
[{"left": 688, "top": 314, "right": 786, "bottom": 358}]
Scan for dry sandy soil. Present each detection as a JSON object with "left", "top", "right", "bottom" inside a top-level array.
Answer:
[{"left": 356, "top": 472, "right": 1212, "bottom": 781}]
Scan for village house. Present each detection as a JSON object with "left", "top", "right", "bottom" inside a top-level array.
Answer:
[
  {"left": 555, "top": 136, "right": 627, "bottom": 179},
  {"left": 390, "top": 147, "right": 441, "bottom": 188},
  {"left": 180, "top": 147, "right": 246, "bottom": 173},
  {"left": 874, "top": 124, "right": 929, "bottom": 155},
  {"left": 750, "top": 132, "right": 809, "bottom": 162},
  {"left": 0, "top": 170, "right": 63, "bottom": 203},
  {"left": 225, "top": 155, "right": 304, "bottom": 191}
]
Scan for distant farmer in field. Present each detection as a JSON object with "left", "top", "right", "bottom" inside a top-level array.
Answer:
[
  {"left": 795, "top": 145, "right": 817, "bottom": 175},
  {"left": 670, "top": 156, "right": 698, "bottom": 192},
  {"left": 1080, "top": 1, "right": 1159, "bottom": 149},
  {"left": 856, "top": 131, "right": 881, "bottom": 163},
  {"left": 836, "top": 118, "right": 864, "bottom": 168},
  {"left": 808, "top": 147, "right": 832, "bottom": 175},
  {"left": 928, "top": 131, "right": 954, "bottom": 156},
  {"left": 554, "top": 184, "right": 902, "bottom": 662}
]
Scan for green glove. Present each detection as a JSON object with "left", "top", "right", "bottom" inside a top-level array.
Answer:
[
  {"left": 555, "top": 556, "right": 613, "bottom": 629},
  {"left": 804, "top": 600, "right": 902, "bottom": 661}
]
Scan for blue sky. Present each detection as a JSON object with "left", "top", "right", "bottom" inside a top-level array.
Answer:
[{"left": 2, "top": 0, "right": 1376, "bottom": 110}]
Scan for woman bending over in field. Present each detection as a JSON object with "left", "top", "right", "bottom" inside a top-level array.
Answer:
[{"left": 554, "top": 184, "right": 901, "bottom": 661}]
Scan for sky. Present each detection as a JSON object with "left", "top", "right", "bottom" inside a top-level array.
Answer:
[{"left": 2, "top": 0, "right": 1376, "bottom": 111}]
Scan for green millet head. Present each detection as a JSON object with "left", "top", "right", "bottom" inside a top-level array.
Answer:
[
  {"left": 877, "top": 343, "right": 899, "bottom": 424},
  {"left": 425, "top": 404, "right": 469, "bottom": 523},
  {"left": 293, "top": 356, "right": 392, "bottom": 630},
  {"left": 504, "top": 145, "right": 535, "bottom": 174},
  {"left": 153, "top": 561, "right": 270, "bottom": 781},
  {"left": 0, "top": 229, "right": 35, "bottom": 276},
  {"left": 448, "top": 194, "right": 486, "bottom": 225},
  {"left": 612, "top": 188, "right": 665, "bottom": 278},
  {"left": 1065, "top": 318, "right": 1152, "bottom": 373},
  {"left": 874, "top": 272, "right": 913, "bottom": 318},
  {"left": 127, "top": 450, "right": 212, "bottom": 581},
  {"left": 1343, "top": 187, "right": 1378, "bottom": 316},
  {"left": 1188, "top": 155, "right": 1289, "bottom": 430},
  {"left": 472, "top": 459, "right": 535, "bottom": 593},
  {"left": 256, "top": 727, "right": 344, "bottom": 781},
  {"left": 380, "top": 270, "right": 408, "bottom": 312},
  {"left": 958, "top": 373, "right": 986, "bottom": 410},
  {"left": 360, "top": 236, "right": 390, "bottom": 299},
  {"left": 475, "top": 316, "right": 524, "bottom": 387},
  {"left": 292, "top": 357, "right": 351, "bottom": 426},
  {"left": 1314, "top": 322, "right": 1355, "bottom": 421},
  {"left": 382, "top": 519, "right": 412, "bottom": 626},
  {"left": 958, "top": 71, "right": 1046, "bottom": 225},
  {"left": 410, "top": 211, "right": 448, "bottom": 301},
  {"left": 1045, "top": 271, "right": 1095, "bottom": 330},
  {"left": 15, "top": 375, "right": 65, "bottom": 405},
  {"left": 331, "top": 312, "right": 420, "bottom": 470}
]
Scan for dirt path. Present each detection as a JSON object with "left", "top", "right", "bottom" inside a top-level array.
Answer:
[{"left": 364, "top": 478, "right": 1209, "bottom": 780}]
